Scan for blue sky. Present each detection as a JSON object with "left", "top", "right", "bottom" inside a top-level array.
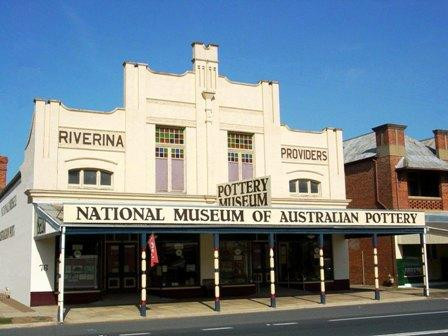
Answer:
[{"left": 1, "top": 1, "right": 447, "bottom": 180}]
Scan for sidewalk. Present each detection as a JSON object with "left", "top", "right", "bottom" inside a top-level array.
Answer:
[{"left": 1, "top": 286, "right": 447, "bottom": 328}]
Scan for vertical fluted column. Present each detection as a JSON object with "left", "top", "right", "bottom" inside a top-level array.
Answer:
[
  {"left": 269, "top": 233, "right": 276, "bottom": 308},
  {"left": 319, "top": 234, "right": 326, "bottom": 304},
  {"left": 57, "top": 226, "right": 66, "bottom": 323},
  {"left": 420, "top": 231, "right": 430, "bottom": 297},
  {"left": 214, "top": 233, "right": 220, "bottom": 311},
  {"left": 373, "top": 234, "right": 380, "bottom": 300},
  {"left": 140, "top": 233, "right": 147, "bottom": 317}
]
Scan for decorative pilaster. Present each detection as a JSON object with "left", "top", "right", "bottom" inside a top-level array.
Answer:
[{"left": 319, "top": 234, "right": 326, "bottom": 304}]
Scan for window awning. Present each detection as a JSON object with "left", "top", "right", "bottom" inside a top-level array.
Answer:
[
  {"left": 34, "top": 203, "right": 62, "bottom": 240},
  {"left": 426, "top": 212, "right": 448, "bottom": 237}
]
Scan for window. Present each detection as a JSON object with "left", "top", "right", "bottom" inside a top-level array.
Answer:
[
  {"left": 68, "top": 169, "right": 113, "bottom": 188},
  {"left": 408, "top": 172, "right": 440, "bottom": 197},
  {"left": 228, "top": 132, "right": 254, "bottom": 182},
  {"left": 289, "top": 179, "right": 320, "bottom": 196},
  {"left": 155, "top": 126, "right": 185, "bottom": 192}
]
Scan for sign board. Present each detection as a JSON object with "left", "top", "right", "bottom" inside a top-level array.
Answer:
[
  {"left": 63, "top": 204, "right": 425, "bottom": 228},
  {"left": 217, "top": 176, "right": 271, "bottom": 207},
  {"left": 281, "top": 146, "right": 328, "bottom": 164},
  {"left": 0, "top": 225, "right": 15, "bottom": 242},
  {"left": 58, "top": 127, "right": 125, "bottom": 152},
  {"left": 1, "top": 196, "right": 17, "bottom": 216},
  {"left": 35, "top": 217, "right": 46, "bottom": 236}
]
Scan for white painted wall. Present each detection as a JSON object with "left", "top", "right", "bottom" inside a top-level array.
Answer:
[
  {"left": 0, "top": 117, "right": 36, "bottom": 305},
  {"left": 29, "top": 43, "right": 348, "bottom": 208},
  {"left": 6, "top": 43, "right": 351, "bottom": 304}
]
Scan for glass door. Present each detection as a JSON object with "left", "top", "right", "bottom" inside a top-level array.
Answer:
[
  {"left": 106, "top": 243, "right": 138, "bottom": 291},
  {"left": 251, "top": 242, "right": 269, "bottom": 285}
]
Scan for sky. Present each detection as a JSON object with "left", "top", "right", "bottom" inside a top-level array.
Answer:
[{"left": 0, "top": 1, "right": 447, "bottom": 180}]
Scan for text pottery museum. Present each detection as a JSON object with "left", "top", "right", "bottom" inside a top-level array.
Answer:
[{"left": 0, "top": 43, "right": 427, "bottom": 322}]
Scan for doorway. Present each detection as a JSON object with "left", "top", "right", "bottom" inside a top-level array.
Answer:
[
  {"left": 106, "top": 243, "right": 138, "bottom": 292},
  {"left": 251, "top": 242, "right": 269, "bottom": 285}
]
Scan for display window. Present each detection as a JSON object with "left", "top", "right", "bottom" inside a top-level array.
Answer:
[
  {"left": 277, "top": 234, "right": 334, "bottom": 284},
  {"left": 64, "top": 236, "right": 101, "bottom": 290},
  {"left": 149, "top": 235, "right": 199, "bottom": 287},
  {"left": 220, "top": 240, "right": 250, "bottom": 285}
]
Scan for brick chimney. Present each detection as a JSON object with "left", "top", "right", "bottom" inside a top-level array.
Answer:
[
  {"left": 372, "top": 123, "right": 407, "bottom": 157},
  {"left": 371, "top": 124, "right": 408, "bottom": 209},
  {"left": 0, "top": 156, "right": 8, "bottom": 190},
  {"left": 433, "top": 129, "right": 448, "bottom": 161}
]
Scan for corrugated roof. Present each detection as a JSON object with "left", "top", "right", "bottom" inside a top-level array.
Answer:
[
  {"left": 343, "top": 132, "right": 377, "bottom": 164},
  {"left": 344, "top": 133, "right": 448, "bottom": 171}
]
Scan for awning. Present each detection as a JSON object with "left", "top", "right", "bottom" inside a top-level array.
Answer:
[
  {"left": 426, "top": 212, "right": 448, "bottom": 237},
  {"left": 34, "top": 204, "right": 62, "bottom": 240},
  {"left": 34, "top": 203, "right": 425, "bottom": 236}
]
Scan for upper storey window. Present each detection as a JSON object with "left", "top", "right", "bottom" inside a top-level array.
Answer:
[
  {"left": 228, "top": 132, "right": 254, "bottom": 182},
  {"left": 68, "top": 169, "right": 112, "bottom": 188},
  {"left": 289, "top": 179, "right": 320, "bottom": 196},
  {"left": 408, "top": 172, "right": 440, "bottom": 197},
  {"left": 155, "top": 126, "right": 185, "bottom": 192}
]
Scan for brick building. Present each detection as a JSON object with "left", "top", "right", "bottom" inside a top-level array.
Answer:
[
  {"left": 0, "top": 156, "right": 7, "bottom": 191},
  {"left": 344, "top": 124, "right": 448, "bottom": 286}
]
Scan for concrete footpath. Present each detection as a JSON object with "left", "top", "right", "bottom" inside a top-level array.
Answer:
[{"left": 1, "top": 286, "right": 447, "bottom": 329}]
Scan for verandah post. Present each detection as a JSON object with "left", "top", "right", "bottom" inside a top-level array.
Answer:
[
  {"left": 213, "top": 233, "right": 220, "bottom": 311},
  {"left": 140, "top": 233, "right": 147, "bottom": 317},
  {"left": 319, "top": 233, "right": 326, "bottom": 304},
  {"left": 420, "top": 230, "right": 430, "bottom": 297},
  {"left": 57, "top": 226, "right": 66, "bottom": 323},
  {"left": 269, "top": 233, "right": 276, "bottom": 308},
  {"left": 372, "top": 233, "right": 380, "bottom": 300}
]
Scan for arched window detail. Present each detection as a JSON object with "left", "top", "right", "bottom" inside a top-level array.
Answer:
[
  {"left": 68, "top": 169, "right": 113, "bottom": 188},
  {"left": 289, "top": 179, "right": 320, "bottom": 196}
]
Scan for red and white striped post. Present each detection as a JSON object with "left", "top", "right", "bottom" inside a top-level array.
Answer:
[
  {"left": 140, "top": 233, "right": 147, "bottom": 317},
  {"left": 57, "top": 226, "right": 66, "bottom": 323},
  {"left": 213, "top": 233, "right": 220, "bottom": 311},
  {"left": 420, "top": 231, "right": 430, "bottom": 297},
  {"left": 269, "top": 233, "right": 276, "bottom": 308},
  {"left": 319, "top": 233, "right": 326, "bottom": 304},
  {"left": 372, "top": 234, "right": 380, "bottom": 300}
]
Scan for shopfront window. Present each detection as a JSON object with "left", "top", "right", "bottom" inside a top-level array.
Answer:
[
  {"left": 277, "top": 234, "right": 333, "bottom": 284},
  {"left": 64, "top": 236, "right": 101, "bottom": 290},
  {"left": 220, "top": 239, "right": 250, "bottom": 285},
  {"left": 149, "top": 235, "right": 199, "bottom": 287}
]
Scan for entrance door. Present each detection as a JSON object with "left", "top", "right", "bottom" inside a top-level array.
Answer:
[
  {"left": 251, "top": 242, "right": 269, "bottom": 285},
  {"left": 106, "top": 243, "right": 138, "bottom": 291},
  {"left": 278, "top": 242, "right": 303, "bottom": 285}
]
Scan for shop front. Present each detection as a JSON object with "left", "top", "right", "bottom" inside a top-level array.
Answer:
[{"left": 33, "top": 203, "right": 427, "bottom": 322}]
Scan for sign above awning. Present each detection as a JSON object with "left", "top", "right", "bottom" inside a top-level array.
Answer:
[{"left": 62, "top": 204, "right": 425, "bottom": 228}]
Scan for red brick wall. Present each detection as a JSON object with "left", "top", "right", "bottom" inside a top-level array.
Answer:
[
  {"left": 345, "top": 157, "right": 398, "bottom": 285},
  {"left": 441, "top": 173, "right": 448, "bottom": 210},
  {"left": 348, "top": 236, "right": 396, "bottom": 286},
  {"left": 345, "top": 160, "right": 377, "bottom": 209},
  {"left": 0, "top": 156, "right": 7, "bottom": 190}
]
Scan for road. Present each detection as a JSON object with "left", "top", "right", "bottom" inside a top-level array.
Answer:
[{"left": 4, "top": 299, "right": 448, "bottom": 336}]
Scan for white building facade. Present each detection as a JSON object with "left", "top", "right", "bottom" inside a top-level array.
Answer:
[{"left": 0, "top": 43, "right": 425, "bottom": 317}]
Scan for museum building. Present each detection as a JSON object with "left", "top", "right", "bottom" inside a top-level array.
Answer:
[{"left": 0, "top": 43, "right": 426, "bottom": 322}]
